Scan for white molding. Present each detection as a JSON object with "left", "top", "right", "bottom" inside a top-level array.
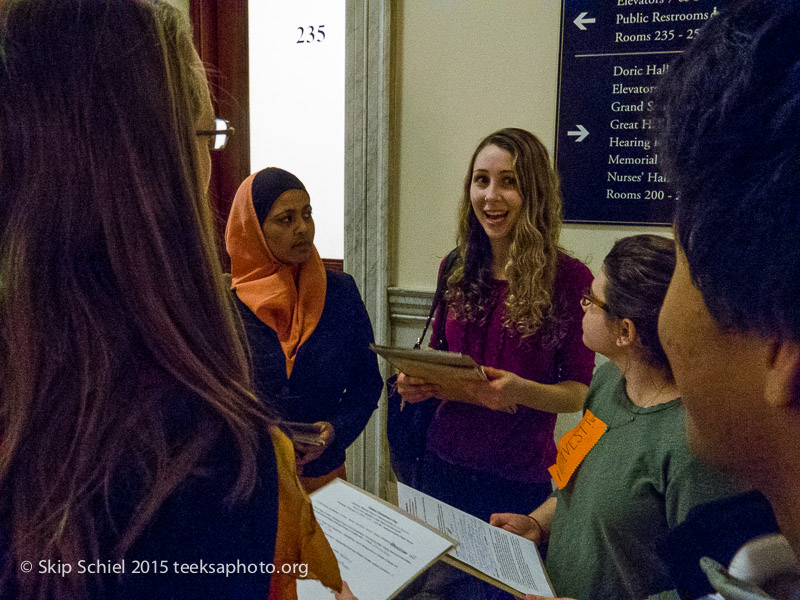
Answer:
[
  {"left": 343, "top": 0, "right": 391, "bottom": 497},
  {"left": 388, "top": 287, "right": 435, "bottom": 324}
]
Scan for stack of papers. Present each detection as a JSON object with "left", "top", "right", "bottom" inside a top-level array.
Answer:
[
  {"left": 297, "top": 480, "right": 454, "bottom": 600},
  {"left": 397, "top": 483, "right": 554, "bottom": 597}
]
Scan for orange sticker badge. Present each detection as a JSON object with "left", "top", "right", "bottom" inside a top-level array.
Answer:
[{"left": 548, "top": 409, "right": 607, "bottom": 489}]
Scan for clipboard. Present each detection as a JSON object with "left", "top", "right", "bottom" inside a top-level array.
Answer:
[
  {"left": 393, "top": 481, "right": 555, "bottom": 598},
  {"left": 370, "top": 344, "right": 487, "bottom": 390},
  {"left": 298, "top": 479, "right": 457, "bottom": 600}
]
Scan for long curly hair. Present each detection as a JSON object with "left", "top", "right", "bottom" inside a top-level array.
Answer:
[{"left": 447, "top": 128, "right": 564, "bottom": 338}]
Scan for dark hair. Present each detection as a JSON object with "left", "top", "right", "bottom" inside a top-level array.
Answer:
[
  {"left": 602, "top": 235, "right": 676, "bottom": 373},
  {"left": 651, "top": 0, "right": 800, "bottom": 340},
  {"left": 448, "top": 127, "right": 564, "bottom": 338},
  {"left": 0, "top": 1, "right": 269, "bottom": 597}
]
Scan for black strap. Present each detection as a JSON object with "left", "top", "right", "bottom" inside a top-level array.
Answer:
[{"left": 414, "top": 249, "right": 458, "bottom": 349}]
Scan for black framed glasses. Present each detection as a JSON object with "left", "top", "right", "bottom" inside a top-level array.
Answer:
[
  {"left": 580, "top": 288, "right": 608, "bottom": 312},
  {"left": 197, "top": 118, "right": 235, "bottom": 151}
]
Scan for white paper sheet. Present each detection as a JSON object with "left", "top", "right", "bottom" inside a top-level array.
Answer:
[
  {"left": 397, "top": 483, "right": 554, "bottom": 597},
  {"left": 297, "top": 480, "right": 453, "bottom": 600}
]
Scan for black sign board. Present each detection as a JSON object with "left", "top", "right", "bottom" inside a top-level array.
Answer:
[{"left": 555, "top": 1, "right": 721, "bottom": 224}]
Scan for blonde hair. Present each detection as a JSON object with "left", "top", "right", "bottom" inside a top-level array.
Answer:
[{"left": 448, "top": 128, "right": 564, "bottom": 338}]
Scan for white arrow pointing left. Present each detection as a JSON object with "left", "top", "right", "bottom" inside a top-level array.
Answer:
[
  {"left": 574, "top": 12, "right": 596, "bottom": 31},
  {"left": 567, "top": 125, "right": 589, "bottom": 142}
]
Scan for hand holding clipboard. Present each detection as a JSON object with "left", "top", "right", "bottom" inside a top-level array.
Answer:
[{"left": 371, "top": 344, "right": 517, "bottom": 413}]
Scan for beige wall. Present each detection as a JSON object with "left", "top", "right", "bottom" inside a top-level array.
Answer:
[{"left": 390, "top": 1, "right": 672, "bottom": 290}]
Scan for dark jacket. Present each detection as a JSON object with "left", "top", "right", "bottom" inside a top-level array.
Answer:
[{"left": 235, "top": 270, "right": 382, "bottom": 477}]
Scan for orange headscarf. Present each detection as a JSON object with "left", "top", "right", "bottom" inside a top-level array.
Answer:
[{"left": 226, "top": 169, "right": 327, "bottom": 377}]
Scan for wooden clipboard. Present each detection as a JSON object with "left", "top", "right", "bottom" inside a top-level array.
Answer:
[
  {"left": 391, "top": 481, "right": 555, "bottom": 598},
  {"left": 370, "top": 344, "right": 487, "bottom": 401}
]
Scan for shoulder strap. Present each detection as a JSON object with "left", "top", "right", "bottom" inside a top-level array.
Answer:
[{"left": 414, "top": 249, "right": 458, "bottom": 349}]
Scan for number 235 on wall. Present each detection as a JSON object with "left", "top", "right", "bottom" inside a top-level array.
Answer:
[{"left": 297, "top": 25, "right": 326, "bottom": 43}]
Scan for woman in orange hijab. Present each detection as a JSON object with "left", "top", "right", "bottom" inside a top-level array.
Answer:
[{"left": 226, "top": 168, "right": 382, "bottom": 492}]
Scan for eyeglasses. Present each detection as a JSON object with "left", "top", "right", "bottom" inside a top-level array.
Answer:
[
  {"left": 196, "top": 118, "right": 235, "bottom": 151},
  {"left": 580, "top": 288, "right": 608, "bottom": 312}
]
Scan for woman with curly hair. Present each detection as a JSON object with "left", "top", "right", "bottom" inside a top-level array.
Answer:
[{"left": 397, "top": 128, "right": 594, "bottom": 520}]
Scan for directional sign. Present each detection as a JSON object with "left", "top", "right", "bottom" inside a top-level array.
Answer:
[
  {"left": 555, "top": 1, "right": 724, "bottom": 224},
  {"left": 573, "top": 12, "right": 595, "bottom": 31},
  {"left": 567, "top": 125, "right": 589, "bottom": 143}
]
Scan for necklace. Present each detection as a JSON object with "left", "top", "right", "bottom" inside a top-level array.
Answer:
[
  {"left": 626, "top": 375, "right": 680, "bottom": 408},
  {"left": 631, "top": 392, "right": 669, "bottom": 409},
  {"left": 604, "top": 380, "right": 679, "bottom": 432}
]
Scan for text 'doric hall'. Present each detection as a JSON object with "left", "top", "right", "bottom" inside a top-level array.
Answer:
[{"left": 556, "top": 0, "right": 720, "bottom": 224}]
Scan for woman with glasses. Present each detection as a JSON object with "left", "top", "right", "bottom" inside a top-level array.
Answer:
[
  {"left": 396, "top": 128, "right": 595, "bottom": 521},
  {"left": 0, "top": 1, "right": 347, "bottom": 598},
  {"left": 226, "top": 167, "right": 382, "bottom": 493},
  {"left": 491, "top": 235, "right": 741, "bottom": 599},
  {"left": 198, "top": 117, "right": 235, "bottom": 151}
]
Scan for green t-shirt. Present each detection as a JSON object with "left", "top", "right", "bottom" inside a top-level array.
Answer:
[{"left": 546, "top": 362, "right": 741, "bottom": 599}]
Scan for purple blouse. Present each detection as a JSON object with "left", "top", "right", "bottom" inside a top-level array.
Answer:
[{"left": 427, "top": 252, "right": 595, "bottom": 483}]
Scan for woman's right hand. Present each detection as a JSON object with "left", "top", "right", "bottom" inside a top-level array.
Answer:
[
  {"left": 395, "top": 372, "right": 440, "bottom": 404},
  {"left": 489, "top": 512, "right": 545, "bottom": 545}
]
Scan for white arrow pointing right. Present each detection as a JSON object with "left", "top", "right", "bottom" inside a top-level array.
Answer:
[{"left": 567, "top": 125, "right": 589, "bottom": 142}]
